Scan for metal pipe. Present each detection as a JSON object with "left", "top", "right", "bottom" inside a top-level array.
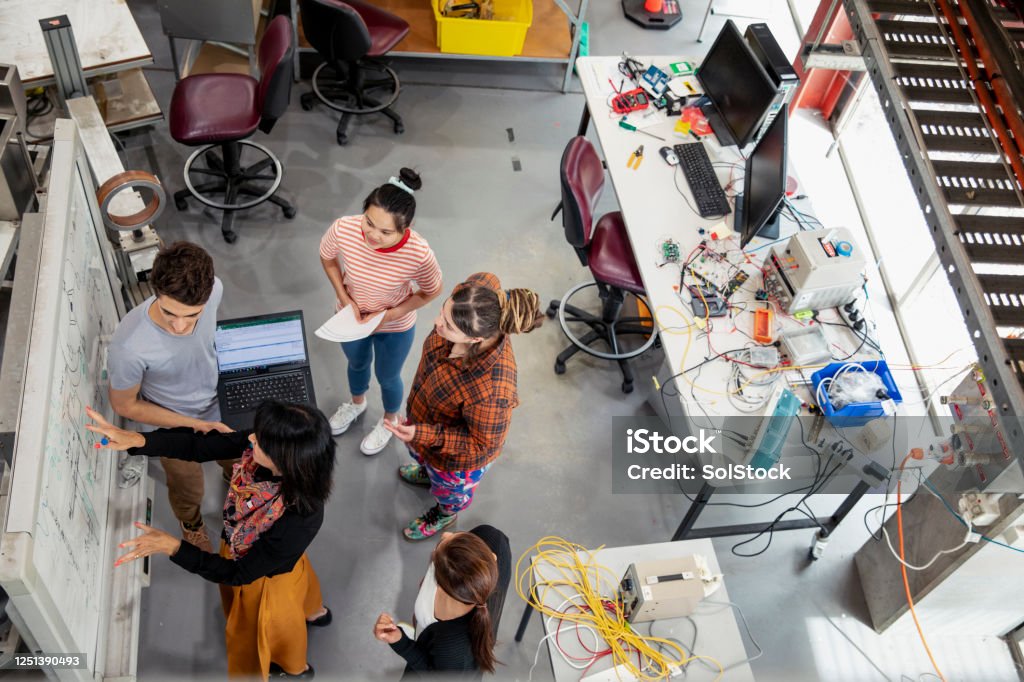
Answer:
[
  {"left": 933, "top": 0, "right": 1024, "bottom": 200},
  {"left": 958, "top": 0, "right": 1024, "bottom": 162}
]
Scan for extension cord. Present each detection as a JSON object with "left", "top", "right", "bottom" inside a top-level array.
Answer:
[{"left": 838, "top": 300, "right": 872, "bottom": 335}]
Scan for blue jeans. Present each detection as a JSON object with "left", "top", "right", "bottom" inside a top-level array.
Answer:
[{"left": 340, "top": 327, "right": 416, "bottom": 414}]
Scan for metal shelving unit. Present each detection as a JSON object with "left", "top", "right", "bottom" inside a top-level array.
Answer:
[{"left": 291, "top": 0, "right": 588, "bottom": 92}]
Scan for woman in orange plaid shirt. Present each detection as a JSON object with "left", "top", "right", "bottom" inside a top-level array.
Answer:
[{"left": 384, "top": 272, "right": 543, "bottom": 540}]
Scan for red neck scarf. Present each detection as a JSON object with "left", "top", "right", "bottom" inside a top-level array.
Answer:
[{"left": 222, "top": 449, "right": 286, "bottom": 559}]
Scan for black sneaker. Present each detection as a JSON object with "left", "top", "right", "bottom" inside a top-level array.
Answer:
[
  {"left": 269, "top": 663, "right": 315, "bottom": 679},
  {"left": 307, "top": 607, "right": 332, "bottom": 627}
]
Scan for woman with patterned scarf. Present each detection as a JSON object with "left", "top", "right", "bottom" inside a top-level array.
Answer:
[{"left": 85, "top": 400, "right": 336, "bottom": 680}]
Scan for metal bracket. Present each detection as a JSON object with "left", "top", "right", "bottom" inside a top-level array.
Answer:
[
  {"left": 801, "top": 40, "right": 866, "bottom": 71},
  {"left": 38, "top": 16, "right": 89, "bottom": 108}
]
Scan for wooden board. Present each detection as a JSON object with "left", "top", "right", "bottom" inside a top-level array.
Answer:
[
  {"left": 0, "top": 0, "right": 152, "bottom": 85},
  {"left": 297, "top": 0, "right": 572, "bottom": 60},
  {"left": 90, "top": 69, "right": 162, "bottom": 131}
]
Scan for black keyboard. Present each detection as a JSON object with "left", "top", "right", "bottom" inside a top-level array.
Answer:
[
  {"left": 224, "top": 372, "right": 309, "bottom": 412},
  {"left": 674, "top": 143, "right": 731, "bottom": 218}
]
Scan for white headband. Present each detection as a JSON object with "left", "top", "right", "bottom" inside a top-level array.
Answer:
[{"left": 388, "top": 176, "right": 415, "bottom": 195}]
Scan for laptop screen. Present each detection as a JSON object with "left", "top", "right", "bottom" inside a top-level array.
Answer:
[{"left": 216, "top": 313, "right": 307, "bottom": 373}]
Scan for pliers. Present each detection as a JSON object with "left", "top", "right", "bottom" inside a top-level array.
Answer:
[{"left": 627, "top": 145, "right": 644, "bottom": 170}]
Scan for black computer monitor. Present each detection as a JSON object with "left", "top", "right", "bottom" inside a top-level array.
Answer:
[
  {"left": 738, "top": 105, "right": 788, "bottom": 249},
  {"left": 696, "top": 20, "right": 779, "bottom": 148}
]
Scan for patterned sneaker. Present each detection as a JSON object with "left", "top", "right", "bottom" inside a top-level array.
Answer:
[
  {"left": 403, "top": 505, "right": 456, "bottom": 541},
  {"left": 360, "top": 416, "right": 397, "bottom": 456},
  {"left": 180, "top": 521, "right": 213, "bottom": 553},
  {"left": 329, "top": 401, "right": 366, "bottom": 435},
  {"left": 397, "top": 464, "right": 430, "bottom": 487}
]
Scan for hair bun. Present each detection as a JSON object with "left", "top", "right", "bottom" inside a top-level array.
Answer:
[{"left": 398, "top": 168, "right": 422, "bottom": 191}]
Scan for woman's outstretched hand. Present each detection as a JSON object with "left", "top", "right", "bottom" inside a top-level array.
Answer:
[
  {"left": 85, "top": 406, "right": 146, "bottom": 450},
  {"left": 114, "top": 521, "right": 181, "bottom": 567}
]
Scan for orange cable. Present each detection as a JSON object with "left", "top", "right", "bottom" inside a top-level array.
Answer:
[{"left": 896, "top": 452, "right": 946, "bottom": 682}]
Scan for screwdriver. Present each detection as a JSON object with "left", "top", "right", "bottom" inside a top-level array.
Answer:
[{"left": 619, "top": 118, "right": 667, "bottom": 141}]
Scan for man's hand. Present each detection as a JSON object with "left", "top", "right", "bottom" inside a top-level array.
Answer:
[
  {"left": 194, "top": 420, "right": 234, "bottom": 434},
  {"left": 383, "top": 420, "right": 415, "bottom": 443},
  {"left": 114, "top": 522, "right": 181, "bottom": 567},
  {"left": 374, "top": 613, "right": 402, "bottom": 644},
  {"left": 85, "top": 406, "right": 146, "bottom": 450}
]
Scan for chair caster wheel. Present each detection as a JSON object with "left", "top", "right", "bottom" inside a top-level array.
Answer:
[
  {"left": 175, "top": 198, "right": 188, "bottom": 211},
  {"left": 554, "top": 361, "right": 566, "bottom": 375},
  {"left": 622, "top": 382, "right": 634, "bottom": 394},
  {"left": 300, "top": 93, "right": 315, "bottom": 111},
  {"left": 283, "top": 206, "right": 297, "bottom": 219},
  {"left": 222, "top": 230, "right": 238, "bottom": 244},
  {"left": 545, "top": 309, "right": 556, "bottom": 319},
  {"left": 394, "top": 122, "right": 404, "bottom": 134},
  {"left": 336, "top": 133, "right": 349, "bottom": 146}
]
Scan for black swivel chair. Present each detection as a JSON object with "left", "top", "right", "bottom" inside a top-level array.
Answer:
[
  {"left": 548, "top": 136, "right": 658, "bottom": 394},
  {"left": 169, "top": 16, "right": 296, "bottom": 243},
  {"left": 298, "top": 0, "right": 410, "bottom": 145}
]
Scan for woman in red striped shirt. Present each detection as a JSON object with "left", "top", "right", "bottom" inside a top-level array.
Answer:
[{"left": 319, "top": 169, "right": 443, "bottom": 455}]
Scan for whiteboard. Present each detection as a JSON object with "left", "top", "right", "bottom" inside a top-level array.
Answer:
[{"left": 0, "top": 119, "right": 132, "bottom": 680}]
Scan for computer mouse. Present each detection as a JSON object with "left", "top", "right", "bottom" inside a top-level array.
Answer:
[{"left": 659, "top": 146, "right": 679, "bottom": 166}]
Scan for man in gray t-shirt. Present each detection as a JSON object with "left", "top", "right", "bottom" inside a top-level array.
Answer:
[{"left": 107, "top": 242, "right": 236, "bottom": 552}]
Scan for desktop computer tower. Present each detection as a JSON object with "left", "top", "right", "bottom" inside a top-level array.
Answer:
[{"left": 745, "top": 23, "right": 800, "bottom": 144}]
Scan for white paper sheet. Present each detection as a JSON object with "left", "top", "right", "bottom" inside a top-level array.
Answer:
[{"left": 314, "top": 306, "right": 385, "bottom": 342}]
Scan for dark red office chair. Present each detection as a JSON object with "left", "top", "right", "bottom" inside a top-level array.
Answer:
[
  {"left": 169, "top": 16, "right": 296, "bottom": 244},
  {"left": 298, "top": 0, "right": 409, "bottom": 145},
  {"left": 548, "top": 136, "right": 658, "bottom": 394}
]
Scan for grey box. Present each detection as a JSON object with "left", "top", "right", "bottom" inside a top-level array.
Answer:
[{"left": 0, "top": 115, "right": 34, "bottom": 220}]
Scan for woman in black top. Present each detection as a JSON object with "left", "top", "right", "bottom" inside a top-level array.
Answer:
[
  {"left": 86, "top": 400, "right": 335, "bottom": 680},
  {"left": 375, "top": 525, "right": 511, "bottom": 677}
]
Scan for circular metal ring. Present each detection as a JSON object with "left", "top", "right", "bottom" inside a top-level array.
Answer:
[
  {"left": 96, "top": 170, "right": 166, "bottom": 231},
  {"left": 182, "top": 141, "right": 282, "bottom": 211},
  {"left": 311, "top": 62, "right": 401, "bottom": 114},
  {"left": 557, "top": 282, "right": 659, "bottom": 361}
]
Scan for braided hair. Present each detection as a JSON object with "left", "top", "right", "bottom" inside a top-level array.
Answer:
[{"left": 450, "top": 284, "right": 543, "bottom": 358}]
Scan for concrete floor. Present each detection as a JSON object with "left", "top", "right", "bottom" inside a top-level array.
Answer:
[{"left": 115, "top": 1, "right": 1020, "bottom": 680}]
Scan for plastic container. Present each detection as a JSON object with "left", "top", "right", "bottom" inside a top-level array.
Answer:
[
  {"left": 433, "top": 0, "right": 533, "bottom": 57},
  {"left": 811, "top": 360, "right": 903, "bottom": 428}
]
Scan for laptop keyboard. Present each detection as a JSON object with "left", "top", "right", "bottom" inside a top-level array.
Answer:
[{"left": 224, "top": 372, "right": 309, "bottom": 412}]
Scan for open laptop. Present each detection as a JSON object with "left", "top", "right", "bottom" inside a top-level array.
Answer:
[{"left": 215, "top": 310, "right": 317, "bottom": 431}]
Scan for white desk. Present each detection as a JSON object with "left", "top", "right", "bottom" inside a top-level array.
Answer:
[
  {"left": 0, "top": 0, "right": 152, "bottom": 86},
  {"left": 575, "top": 56, "right": 925, "bottom": 544},
  {"left": 516, "top": 539, "right": 755, "bottom": 681},
  {"left": 575, "top": 55, "right": 890, "bottom": 428},
  {"left": 0, "top": 0, "right": 161, "bottom": 132}
]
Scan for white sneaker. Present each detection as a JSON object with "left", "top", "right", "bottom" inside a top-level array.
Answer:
[
  {"left": 360, "top": 416, "right": 397, "bottom": 456},
  {"left": 329, "top": 401, "right": 367, "bottom": 435}
]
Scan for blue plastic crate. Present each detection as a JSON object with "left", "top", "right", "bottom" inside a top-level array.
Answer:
[{"left": 811, "top": 360, "right": 902, "bottom": 428}]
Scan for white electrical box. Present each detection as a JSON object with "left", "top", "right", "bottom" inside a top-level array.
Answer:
[
  {"left": 764, "top": 227, "right": 866, "bottom": 314},
  {"left": 617, "top": 557, "right": 709, "bottom": 623}
]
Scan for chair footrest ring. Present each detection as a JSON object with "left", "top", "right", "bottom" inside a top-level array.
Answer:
[
  {"left": 557, "top": 282, "right": 658, "bottom": 361},
  {"left": 182, "top": 141, "right": 283, "bottom": 211}
]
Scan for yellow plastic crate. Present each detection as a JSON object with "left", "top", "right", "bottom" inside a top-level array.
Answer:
[{"left": 433, "top": 0, "right": 533, "bottom": 57}]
